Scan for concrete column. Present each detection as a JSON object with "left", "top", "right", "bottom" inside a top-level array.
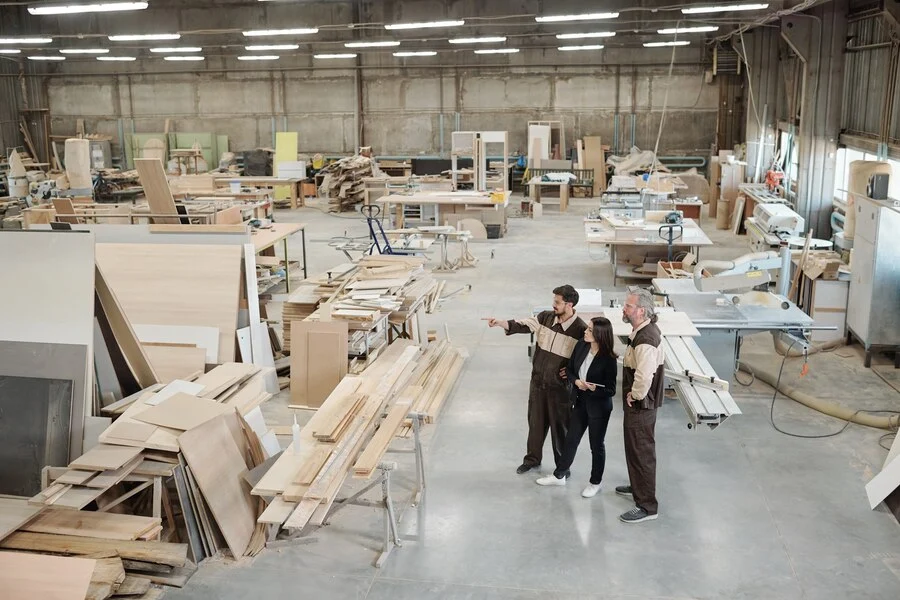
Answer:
[{"left": 780, "top": 0, "right": 849, "bottom": 237}]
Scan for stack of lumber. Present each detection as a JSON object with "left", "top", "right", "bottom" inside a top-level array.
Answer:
[
  {"left": 253, "top": 341, "right": 421, "bottom": 530},
  {"left": 0, "top": 497, "right": 184, "bottom": 599},
  {"left": 280, "top": 289, "right": 322, "bottom": 353},
  {"left": 318, "top": 155, "right": 374, "bottom": 212},
  {"left": 397, "top": 339, "right": 467, "bottom": 433}
]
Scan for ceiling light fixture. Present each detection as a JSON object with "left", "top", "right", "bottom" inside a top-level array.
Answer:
[
  {"left": 449, "top": 36, "right": 506, "bottom": 44},
  {"left": 385, "top": 20, "right": 464, "bottom": 30},
  {"left": 474, "top": 48, "right": 519, "bottom": 54},
  {"left": 558, "top": 45, "right": 604, "bottom": 51},
  {"left": 658, "top": 26, "right": 719, "bottom": 34},
  {"left": 59, "top": 48, "right": 109, "bottom": 54},
  {"left": 555, "top": 32, "right": 615, "bottom": 39},
  {"left": 108, "top": 33, "right": 180, "bottom": 41},
  {"left": 97, "top": 56, "right": 136, "bottom": 61},
  {"left": 0, "top": 49, "right": 21, "bottom": 54},
  {"left": 681, "top": 3, "right": 768, "bottom": 14},
  {"left": 238, "top": 55, "right": 279, "bottom": 60},
  {"left": 393, "top": 51, "right": 437, "bottom": 57},
  {"left": 149, "top": 47, "right": 202, "bottom": 53},
  {"left": 28, "top": 55, "right": 66, "bottom": 60},
  {"left": 28, "top": 2, "right": 147, "bottom": 15},
  {"left": 242, "top": 28, "right": 318, "bottom": 37},
  {"left": 164, "top": 56, "right": 205, "bottom": 61},
  {"left": 245, "top": 44, "right": 299, "bottom": 51},
  {"left": 536, "top": 12, "right": 618, "bottom": 23},
  {"left": 345, "top": 41, "right": 400, "bottom": 48},
  {"left": 0, "top": 37, "right": 52, "bottom": 44},
  {"left": 314, "top": 53, "right": 357, "bottom": 59},
  {"left": 643, "top": 41, "right": 691, "bottom": 47}
]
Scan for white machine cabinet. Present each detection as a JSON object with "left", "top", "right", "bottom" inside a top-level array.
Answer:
[{"left": 846, "top": 195, "right": 900, "bottom": 367}]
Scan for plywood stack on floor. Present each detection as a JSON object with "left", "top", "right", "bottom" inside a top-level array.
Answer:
[
  {"left": 252, "top": 341, "right": 421, "bottom": 532},
  {"left": 318, "top": 155, "right": 375, "bottom": 212}
]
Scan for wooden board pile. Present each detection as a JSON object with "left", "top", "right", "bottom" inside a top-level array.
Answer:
[
  {"left": 317, "top": 155, "right": 374, "bottom": 212},
  {"left": 252, "top": 335, "right": 465, "bottom": 532}
]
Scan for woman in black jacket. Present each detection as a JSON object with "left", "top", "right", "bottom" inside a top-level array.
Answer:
[{"left": 536, "top": 316, "right": 618, "bottom": 498}]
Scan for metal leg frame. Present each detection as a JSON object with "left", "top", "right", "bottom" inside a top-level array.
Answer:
[{"left": 432, "top": 233, "right": 457, "bottom": 273}]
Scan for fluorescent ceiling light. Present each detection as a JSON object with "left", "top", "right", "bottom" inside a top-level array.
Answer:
[
  {"left": 556, "top": 32, "right": 615, "bottom": 39},
  {"left": 108, "top": 33, "right": 180, "bottom": 41},
  {"left": 474, "top": 48, "right": 519, "bottom": 54},
  {"left": 164, "top": 56, "right": 205, "bottom": 61},
  {"left": 0, "top": 37, "right": 52, "bottom": 44},
  {"left": 149, "top": 47, "right": 202, "bottom": 53},
  {"left": 242, "top": 28, "right": 318, "bottom": 37},
  {"left": 0, "top": 49, "right": 21, "bottom": 54},
  {"left": 345, "top": 41, "right": 400, "bottom": 48},
  {"left": 682, "top": 3, "right": 768, "bottom": 14},
  {"left": 59, "top": 48, "right": 109, "bottom": 54},
  {"left": 449, "top": 36, "right": 506, "bottom": 44},
  {"left": 28, "top": 55, "right": 66, "bottom": 60},
  {"left": 536, "top": 12, "right": 618, "bottom": 23},
  {"left": 245, "top": 44, "right": 299, "bottom": 51},
  {"left": 238, "top": 55, "right": 279, "bottom": 60},
  {"left": 393, "top": 51, "right": 437, "bottom": 57},
  {"left": 28, "top": 2, "right": 147, "bottom": 15},
  {"left": 314, "top": 53, "right": 357, "bottom": 59},
  {"left": 658, "top": 26, "right": 719, "bottom": 34},
  {"left": 97, "top": 56, "right": 136, "bottom": 61},
  {"left": 643, "top": 41, "right": 691, "bottom": 47},
  {"left": 385, "top": 20, "right": 464, "bottom": 30},
  {"left": 558, "top": 45, "right": 604, "bottom": 51}
]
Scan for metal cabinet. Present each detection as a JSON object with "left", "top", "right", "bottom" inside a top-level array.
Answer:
[{"left": 846, "top": 196, "right": 900, "bottom": 367}]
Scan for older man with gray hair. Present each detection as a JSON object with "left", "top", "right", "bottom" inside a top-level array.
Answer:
[{"left": 616, "top": 288, "right": 665, "bottom": 524}]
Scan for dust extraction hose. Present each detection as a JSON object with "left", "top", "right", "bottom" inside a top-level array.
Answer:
[{"left": 739, "top": 334, "right": 900, "bottom": 431}]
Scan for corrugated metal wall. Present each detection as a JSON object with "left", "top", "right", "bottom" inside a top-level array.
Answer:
[
  {"left": 0, "top": 59, "right": 22, "bottom": 153},
  {"left": 842, "top": 14, "right": 894, "bottom": 139}
]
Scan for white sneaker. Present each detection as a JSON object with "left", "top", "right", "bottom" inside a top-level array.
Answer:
[
  {"left": 581, "top": 483, "right": 602, "bottom": 498},
  {"left": 535, "top": 474, "right": 567, "bottom": 486}
]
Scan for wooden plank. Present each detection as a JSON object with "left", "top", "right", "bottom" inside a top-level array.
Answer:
[
  {"left": 83, "top": 455, "right": 143, "bottom": 489},
  {"left": 0, "top": 531, "right": 187, "bottom": 567},
  {"left": 96, "top": 244, "right": 242, "bottom": 365},
  {"left": 133, "top": 324, "right": 219, "bottom": 364},
  {"left": 141, "top": 345, "right": 206, "bottom": 384},
  {"left": 96, "top": 265, "right": 160, "bottom": 389},
  {"left": 70, "top": 445, "right": 142, "bottom": 472},
  {"left": 0, "top": 497, "right": 43, "bottom": 542},
  {"left": 0, "top": 550, "right": 95, "bottom": 599},
  {"left": 126, "top": 561, "right": 196, "bottom": 588},
  {"left": 282, "top": 497, "right": 320, "bottom": 530},
  {"left": 86, "top": 557, "right": 127, "bottom": 600},
  {"left": 135, "top": 158, "right": 179, "bottom": 224},
  {"left": 55, "top": 470, "right": 98, "bottom": 486},
  {"left": 291, "top": 446, "right": 333, "bottom": 486},
  {"left": 47, "top": 485, "right": 106, "bottom": 510},
  {"left": 133, "top": 392, "right": 233, "bottom": 431},
  {"left": 352, "top": 390, "right": 417, "bottom": 477},
  {"left": 215, "top": 206, "right": 243, "bottom": 225},
  {"left": 193, "top": 362, "right": 258, "bottom": 399},
  {"left": 102, "top": 421, "right": 156, "bottom": 443},
  {"left": 23, "top": 509, "right": 160, "bottom": 541},
  {"left": 290, "top": 321, "right": 348, "bottom": 409},
  {"left": 111, "top": 576, "right": 151, "bottom": 596},
  {"left": 178, "top": 414, "right": 255, "bottom": 559},
  {"left": 257, "top": 496, "right": 296, "bottom": 525}
]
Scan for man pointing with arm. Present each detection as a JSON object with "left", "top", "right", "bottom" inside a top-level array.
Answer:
[{"left": 487, "top": 285, "right": 587, "bottom": 476}]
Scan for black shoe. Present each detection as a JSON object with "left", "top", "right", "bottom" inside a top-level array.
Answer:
[
  {"left": 619, "top": 506, "right": 658, "bottom": 524},
  {"left": 516, "top": 463, "right": 539, "bottom": 474},
  {"left": 615, "top": 485, "right": 633, "bottom": 497}
]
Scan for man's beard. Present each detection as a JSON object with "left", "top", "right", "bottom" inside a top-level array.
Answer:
[{"left": 622, "top": 313, "right": 632, "bottom": 324}]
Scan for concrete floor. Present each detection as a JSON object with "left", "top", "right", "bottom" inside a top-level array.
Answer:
[{"left": 164, "top": 196, "right": 900, "bottom": 600}]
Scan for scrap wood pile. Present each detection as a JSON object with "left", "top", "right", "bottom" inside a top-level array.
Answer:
[
  {"left": 0, "top": 363, "right": 280, "bottom": 599},
  {"left": 317, "top": 155, "right": 374, "bottom": 212},
  {"left": 251, "top": 335, "right": 467, "bottom": 532},
  {"left": 282, "top": 255, "right": 439, "bottom": 359}
]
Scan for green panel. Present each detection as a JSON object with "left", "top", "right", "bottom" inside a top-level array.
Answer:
[
  {"left": 169, "top": 132, "right": 216, "bottom": 168},
  {"left": 127, "top": 133, "right": 167, "bottom": 169}
]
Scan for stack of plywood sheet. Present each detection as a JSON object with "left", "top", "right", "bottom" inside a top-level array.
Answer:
[{"left": 318, "top": 155, "right": 374, "bottom": 212}]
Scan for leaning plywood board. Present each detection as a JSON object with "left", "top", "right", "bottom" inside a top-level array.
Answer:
[
  {"left": 65, "top": 138, "right": 92, "bottom": 190},
  {"left": 142, "top": 345, "right": 206, "bottom": 384},
  {"left": 290, "top": 321, "right": 348, "bottom": 409},
  {"left": 0, "top": 550, "right": 95, "bottom": 600},
  {"left": 22, "top": 508, "right": 159, "bottom": 541},
  {"left": 179, "top": 414, "right": 255, "bottom": 558},
  {"left": 274, "top": 132, "right": 298, "bottom": 201},
  {"left": 0, "top": 531, "right": 187, "bottom": 567},
  {"left": 583, "top": 136, "right": 606, "bottom": 195},
  {"left": 96, "top": 243, "right": 242, "bottom": 364},
  {"left": 866, "top": 433, "right": 900, "bottom": 509},
  {"left": 133, "top": 324, "right": 219, "bottom": 364},
  {"left": 0, "top": 497, "right": 43, "bottom": 542},
  {"left": 135, "top": 158, "right": 179, "bottom": 224}
]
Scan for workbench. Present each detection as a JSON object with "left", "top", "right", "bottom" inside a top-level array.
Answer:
[
  {"left": 213, "top": 176, "right": 304, "bottom": 209},
  {"left": 251, "top": 222, "right": 308, "bottom": 291},
  {"left": 528, "top": 178, "right": 569, "bottom": 212},
  {"left": 376, "top": 190, "right": 510, "bottom": 232},
  {"left": 585, "top": 216, "right": 713, "bottom": 286}
]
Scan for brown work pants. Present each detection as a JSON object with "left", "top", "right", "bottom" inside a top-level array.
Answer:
[
  {"left": 523, "top": 379, "right": 571, "bottom": 470},
  {"left": 623, "top": 403, "right": 658, "bottom": 515}
]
